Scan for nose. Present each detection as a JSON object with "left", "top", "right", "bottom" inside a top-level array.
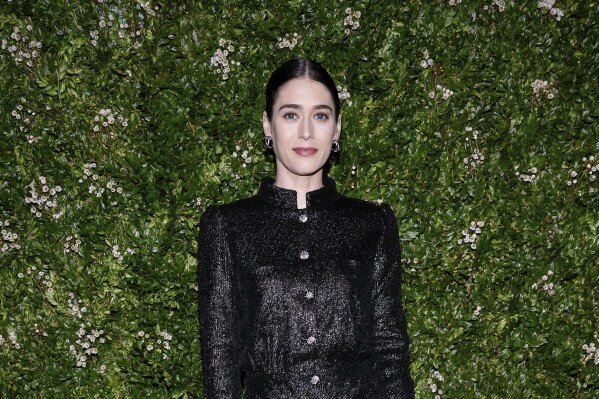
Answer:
[{"left": 299, "top": 118, "right": 313, "bottom": 140}]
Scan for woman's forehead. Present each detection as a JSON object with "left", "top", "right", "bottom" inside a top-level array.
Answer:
[{"left": 275, "top": 78, "right": 334, "bottom": 104}]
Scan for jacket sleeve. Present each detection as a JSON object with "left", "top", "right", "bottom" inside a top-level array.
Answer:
[
  {"left": 371, "top": 204, "right": 415, "bottom": 398},
  {"left": 197, "top": 205, "right": 242, "bottom": 399}
]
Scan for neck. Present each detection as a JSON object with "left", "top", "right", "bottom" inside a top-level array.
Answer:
[{"left": 273, "top": 170, "right": 325, "bottom": 209}]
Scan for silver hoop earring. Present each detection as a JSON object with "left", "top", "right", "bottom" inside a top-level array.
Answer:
[
  {"left": 264, "top": 136, "right": 273, "bottom": 149},
  {"left": 332, "top": 139, "right": 340, "bottom": 153}
]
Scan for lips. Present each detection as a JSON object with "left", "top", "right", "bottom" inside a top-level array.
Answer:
[{"left": 293, "top": 147, "right": 318, "bottom": 156}]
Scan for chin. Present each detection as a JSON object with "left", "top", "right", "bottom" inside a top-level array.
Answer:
[
  {"left": 294, "top": 162, "right": 327, "bottom": 175},
  {"left": 277, "top": 155, "right": 328, "bottom": 177},
  {"left": 287, "top": 165, "right": 324, "bottom": 177}
]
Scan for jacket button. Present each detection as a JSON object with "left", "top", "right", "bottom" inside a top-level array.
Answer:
[
  {"left": 299, "top": 250, "right": 309, "bottom": 260},
  {"left": 307, "top": 336, "right": 316, "bottom": 344},
  {"left": 310, "top": 375, "right": 320, "bottom": 384},
  {"left": 299, "top": 214, "right": 308, "bottom": 223},
  {"left": 305, "top": 291, "right": 314, "bottom": 299}
]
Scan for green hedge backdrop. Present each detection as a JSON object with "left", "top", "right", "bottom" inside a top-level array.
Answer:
[{"left": 1, "top": 0, "right": 597, "bottom": 397}]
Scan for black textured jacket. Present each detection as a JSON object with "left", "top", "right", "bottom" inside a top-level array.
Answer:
[{"left": 197, "top": 177, "right": 415, "bottom": 398}]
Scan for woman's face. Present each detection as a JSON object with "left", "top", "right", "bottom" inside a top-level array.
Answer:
[{"left": 263, "top": 77, "right": 341, "bottom": 180}]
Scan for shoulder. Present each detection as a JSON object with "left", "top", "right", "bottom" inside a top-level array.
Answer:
[
  {"left": 336, "top": 195, "right": 397, "bottom": 224},
  {"left": 337, "top": 196, "right": 400, "bottom": 244},
  {"left": 200, "top": 195, "right": 260, "bottom": 223}
]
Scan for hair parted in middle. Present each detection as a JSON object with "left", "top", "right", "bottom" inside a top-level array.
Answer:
[{"left": 265, "top": 58, "right": 341, "bottom": 121}]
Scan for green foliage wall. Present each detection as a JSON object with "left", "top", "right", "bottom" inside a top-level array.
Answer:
[{"left": 1, "top": 0, "right": 597, "bottom": 397}]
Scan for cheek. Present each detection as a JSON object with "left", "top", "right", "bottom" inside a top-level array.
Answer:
[
  {"left": 272, "top": 122, "right": 295, "bottom": 140},
  {"left": 316, "top": 123, "right": 337, "bottom": 138}
]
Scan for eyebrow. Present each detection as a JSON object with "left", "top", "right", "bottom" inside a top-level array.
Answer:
[{"left": 278, "top": 104, "right": 333, "bottom": 112}]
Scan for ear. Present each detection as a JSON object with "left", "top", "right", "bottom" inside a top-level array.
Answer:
[
  {"left": 262, "top": 111, "right": 271, "bottom": 138},
  {"left": 334, "top": 113, "right": 342, "bottom": 141}
]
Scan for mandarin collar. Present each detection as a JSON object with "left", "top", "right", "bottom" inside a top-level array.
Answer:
[{"left": 257, "top": 176, "right": 341, "bottom": 209}]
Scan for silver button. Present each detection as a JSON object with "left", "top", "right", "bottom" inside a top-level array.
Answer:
[
  {"left": 307, "top": 336, "right": 316, "bottom": 344},
  {"left": 299, "top": 214, "right": 308, "bottom": 223},
  {"left": 300, "top": 250, "right": 309, "bottom": 260},
  {"left": 310, "top": 375, "right": 320, "bottom": 384},
  {"left": 305, "top": 291, "right": 314, "bottom": 299}
]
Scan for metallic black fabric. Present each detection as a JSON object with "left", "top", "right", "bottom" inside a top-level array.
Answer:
[{"left": 197, "top": 177, "right": 415, "bottom": 399}]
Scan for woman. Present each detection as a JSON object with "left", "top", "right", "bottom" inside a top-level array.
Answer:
[{"left": 197, "top": 58, "right": 415, "bottom": 398}]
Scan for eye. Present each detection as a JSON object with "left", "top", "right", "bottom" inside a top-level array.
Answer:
[
  {"left": 314, "top": 113, "right": 330, "bottom": 121},
  {"left": 283, "top": 112, "right": 298, "bottom": 120}
]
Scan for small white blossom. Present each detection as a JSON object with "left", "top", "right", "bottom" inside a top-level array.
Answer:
[
  {"left": 538, "top": 0, "right": 564, "bottom": 21},
  {"left": 277, "top": 33, "right": 299, "bottom": 50},
  {"left": 337, "top": 85, "right": 352, "bottom": 106},
  {"left": 344, "top": 8, "right": 362, "bottom": 34},
  {"left": 566, "top": 155, "right": 597, "bottom": 189},
  {"left": 430, "top": 84, "right": 454, "bottom": 101},
  {"left": 463, "top": 128, "right": 485, "bottom": 171},
  {"left": 211, "top": 40, "right": 237, "bottom": 80},
  {"left": 419, "top": 48, "right": 433, "bottom": 69},
  {"left": 491, "top": 0, "right": 506, "bottom": 12},
  {"left": 428, "top": 370, "right": 444, "bottom": 396},
  {"left": 533, "top": 270, "right": 556, "bottom": 295},
  {"left": 516, "top": 166, "right": 539, "bottom": 183},
  {"left": 532, "top": 79, "right": 558, "bottom": 102},
  {"left": 459, "top": 220, "right": 484, "bottom": 251},
  {"left": 581, "top": 342, "right": 599, "bottom": 365},
  {"left": 1, "top": 219, "right": 21, "bottom": 253}
]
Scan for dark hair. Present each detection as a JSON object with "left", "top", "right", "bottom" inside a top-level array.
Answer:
[{"left": 265, "top": 58, "right": 340, "bottom": 121}]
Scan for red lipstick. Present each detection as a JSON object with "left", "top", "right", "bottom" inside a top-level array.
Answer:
[{"left": 293, "top": 147, "right": 318, "bottom": 156}]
